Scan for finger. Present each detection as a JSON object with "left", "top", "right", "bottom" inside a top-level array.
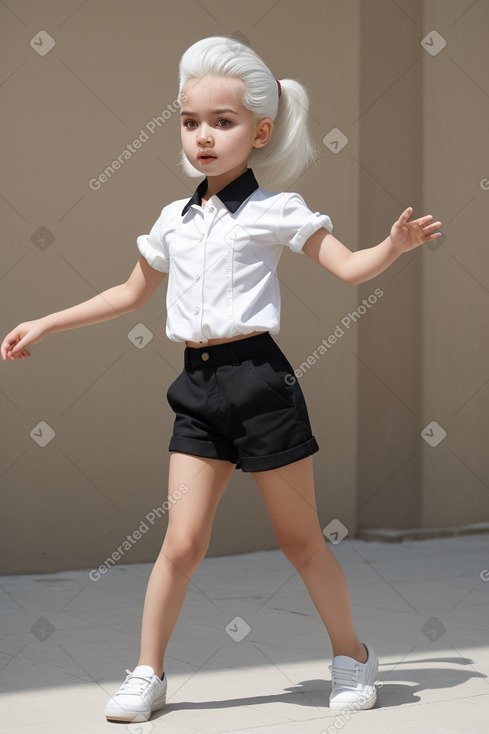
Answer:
[
  {"left": 423, "top": 220, "right": 442, "bottom": 232},
  {"left": 416, "top": 214, "right": 435, "bottom": 226},
  {"left": 421, "top": 222, "right": 442, "bottom": 238},
  {"left": 2, "top": 333, "right": 20, "bottom": 354},
  {"left": 9, "top": 345, "right": 22, "bottom": 358},
  {"left": 399, "top": 207, "right": 413, "bottom": 224},
  {"left": 9, "top": 349, "right": 31, "bottom": 360},
  {"left": 1, "top": 340, "right": 16, "bottom": 361},
  {"left": 10, "top": 337, "right": 29, "bottom": 356}
]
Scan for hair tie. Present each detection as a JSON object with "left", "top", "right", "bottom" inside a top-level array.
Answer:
[{"left": 276, "top": 79, "right": 282, "bottom": 99}]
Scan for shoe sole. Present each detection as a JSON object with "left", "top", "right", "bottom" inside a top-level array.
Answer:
[{"left": 105, "top": 695, "right": 166, "bottom": 722}]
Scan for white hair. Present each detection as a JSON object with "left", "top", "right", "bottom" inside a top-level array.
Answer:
[{"left": 177, "top": 36, "right": 317, "bottom": 190}]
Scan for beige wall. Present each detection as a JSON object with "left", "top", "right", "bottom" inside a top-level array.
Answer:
[
  {"left": 356, "top": 0, "right": 489, "bottom": 530},
  {"left": 419, "top": 0, "right": 489, "bottom": 526},
  {"left": 1, "top": 0, "right": 487, "bottom": 574}
]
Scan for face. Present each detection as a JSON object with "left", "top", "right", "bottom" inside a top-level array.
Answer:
[{"left": 180, "top": 76, "right": 272, "bottom": 186}]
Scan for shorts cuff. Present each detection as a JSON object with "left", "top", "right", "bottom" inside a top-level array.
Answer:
[
  {"left": 239, "top": 437, "right": 319, "bottom": 473},
  {"left": 169, "top": 436, "right": 238, "bottom": 465}
]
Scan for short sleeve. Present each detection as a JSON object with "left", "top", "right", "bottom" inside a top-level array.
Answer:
[
  {"left": 137, "top": 207, "right": 171, "bottom": 273},
  {"left": 279, "top": 194, "right": 333, "bottom": 254}
]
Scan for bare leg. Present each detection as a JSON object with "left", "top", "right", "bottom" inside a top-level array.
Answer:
[
  {"left": 137, "top": 453, "right": 235, "bottom": 676},
  {"left": 252, "top": 456, "right": 366, "bottom": 662}
]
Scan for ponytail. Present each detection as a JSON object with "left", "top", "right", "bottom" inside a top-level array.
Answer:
[{"left": 250, "top": 77, "right": 317, "bottom": 190}]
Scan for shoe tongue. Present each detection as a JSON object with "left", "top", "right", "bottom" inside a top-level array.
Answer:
[
  {"left": 333, "top": 656, "right": 359, "bottom": 669},
  {"left": 132, "top": 665, "right": 155, "bottom": 676}
]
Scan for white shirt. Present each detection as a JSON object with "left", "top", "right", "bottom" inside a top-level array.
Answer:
[{"left": 137, "top": 169, "right": 332, "bottom": 343}]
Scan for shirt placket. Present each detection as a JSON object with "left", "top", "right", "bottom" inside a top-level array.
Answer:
[{"left": 192, "top": 202, "right": 220, "bottom": 341}]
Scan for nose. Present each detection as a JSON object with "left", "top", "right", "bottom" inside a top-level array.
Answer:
[{"left": 197, "top": 124, "right": 213, "bottom": 147}]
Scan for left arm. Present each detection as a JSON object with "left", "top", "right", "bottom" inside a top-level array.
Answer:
[{"left": 303, "top": 207, "right": 442, "bottom": 285}]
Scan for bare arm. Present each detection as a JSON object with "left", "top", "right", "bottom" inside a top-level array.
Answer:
[
  {"left": 303, "top": 207, "right": 442, "bottom": 285},
  {"left": 1, "top": 256, "right": 166, "bottom": 360}
]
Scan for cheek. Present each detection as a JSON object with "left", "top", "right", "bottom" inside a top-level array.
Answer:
[
  {"left": 181, "top": 130, "right": 192, "bottom": 148},
  {"left": 225, "top": 130, "right": 250, "bottom": 150}
]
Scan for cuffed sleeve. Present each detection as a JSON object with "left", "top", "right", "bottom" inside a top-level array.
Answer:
[
  {"left": 137, "top": 208, "right": 170, "bottom": 273},
  {"left": 280, "top": 194, "right": 333, "bottom": 254}
]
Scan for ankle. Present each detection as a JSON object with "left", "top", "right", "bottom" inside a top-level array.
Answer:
[
  {"left": 356, "top": 643, "right": 368, "bottom": 664},
  {"left": 332, "top": 641, "right": 367, "bottom": 664},
  {"left": 137, "top": 660, "right": 164, "bottom": 679}
]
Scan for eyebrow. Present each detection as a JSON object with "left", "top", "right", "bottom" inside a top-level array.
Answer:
[{"left": 180, "top": 108, "right": 239, "bottom": 116}]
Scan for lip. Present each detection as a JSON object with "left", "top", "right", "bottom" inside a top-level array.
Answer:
[{"left": 197, "top": 152, "right": 217, "bottom": 162}]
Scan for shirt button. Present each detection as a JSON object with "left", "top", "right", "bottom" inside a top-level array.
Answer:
[
  {"left": 199, "top": 234, "right": 205, "bottom": 242},
  {"left": 194, "top": 306, "right": 200, "bottom": 315},
  {"left": 201, "top": 352, "right": 210, "bottom": 361},
  {"left": 207, "top": 206, "right": 214, "bottom": 213},
  {"left": 195, "top": 275, "right": 200, "bottom": 282}
]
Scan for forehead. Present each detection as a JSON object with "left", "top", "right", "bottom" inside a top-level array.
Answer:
[{"left": 181, "top": 75, "right": 246, "bottom": 108}]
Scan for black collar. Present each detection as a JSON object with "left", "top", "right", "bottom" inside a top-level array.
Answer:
[{"left": 181, "top": 168, "right": 259, "bottom": 216}]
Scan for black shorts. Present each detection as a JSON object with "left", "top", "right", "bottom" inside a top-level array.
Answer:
[{"left": 166, "top": 332, "right": 319, "bottom": 472}]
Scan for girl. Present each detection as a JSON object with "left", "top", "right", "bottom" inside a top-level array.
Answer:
[{"left": 1, "top": 36, "right": 441, "bottom": 723}]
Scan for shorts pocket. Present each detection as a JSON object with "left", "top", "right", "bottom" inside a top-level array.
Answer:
[
  {"left": 247, "top": 353, "right": 296, "bottom": 407},
  {"left": 166, "top": 371, "right": 186, "bottom": 411}
]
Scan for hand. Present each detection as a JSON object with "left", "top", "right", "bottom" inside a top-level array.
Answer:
[
  {"left": 1, "top": 319, "right": 48, "bottom": 361},
  {"left": 390, "top": 207, "right": 442, "bottom": 252}
]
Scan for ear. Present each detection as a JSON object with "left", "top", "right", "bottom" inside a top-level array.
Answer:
[{"left": 253, "top": 118, "right": 274, "bottom": 149}]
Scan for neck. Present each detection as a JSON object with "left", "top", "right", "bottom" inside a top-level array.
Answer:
[{"left": 203, "top": 165, "right": 248, "bottom": 200}]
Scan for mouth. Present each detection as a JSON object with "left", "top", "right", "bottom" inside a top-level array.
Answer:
[{"left": 197, "top": 152, "right": 217, "bottom": 161}]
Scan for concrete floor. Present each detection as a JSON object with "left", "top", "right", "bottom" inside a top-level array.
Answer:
[{"left": 1, "top": 535, "right": 488, "bottom": 733}]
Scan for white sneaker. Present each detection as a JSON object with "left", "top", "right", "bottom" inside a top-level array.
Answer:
[
  {"left": 105, "top": 665, "right": 167, "bottom": 722},
  {"left": 329, "top": 642, "right": 378, "bottom": 710}
]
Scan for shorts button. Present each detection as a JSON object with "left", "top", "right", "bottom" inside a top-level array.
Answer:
[{"left": 201, "top": 352, "right": 210, "bottom": 361}]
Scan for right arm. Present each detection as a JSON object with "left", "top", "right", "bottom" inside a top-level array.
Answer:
[{"left": 1, "top": 255, "right": 166, "bottom": 360}]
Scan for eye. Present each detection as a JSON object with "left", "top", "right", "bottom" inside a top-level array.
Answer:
[
  {"left": 217, "top": 118, "right": 232, "bottom": 128},
  {"left": 183, "top": 119, "right": 197, "bottom": 129}
]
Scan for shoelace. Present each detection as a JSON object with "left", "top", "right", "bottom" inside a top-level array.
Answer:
[
  {"left": 329, "top": 663, "right": 361, "bottom": 687},
  {"left": 116, "top": 670, "right": 154, "bottom": 697}
]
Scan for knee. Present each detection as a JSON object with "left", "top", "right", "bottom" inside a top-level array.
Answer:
[
  {"left": 277, "top": 532, "right": 325, "bottom": 569},
  {"left": 161, "top": 534, "right": 208, "bottom": 575}
]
